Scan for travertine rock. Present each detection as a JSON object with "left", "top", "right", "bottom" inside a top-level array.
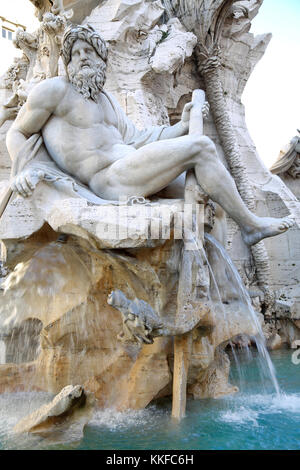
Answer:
[
  {"left": 188, "top": 349, "right": 238, "bottom": 399},
  {"left": 0, "top": 226, "right": 257, "bottom": 408},
  {"left": 266, "top": 333, "right": 282, "bottom": 351},
  {"left": 151, "top": 19, "right": 197, "bottom": 74},
  {"left": 277, "top": 319, "right": 300, "bottom": 348},
  {"left": 13, "top": 384, "right": 94, "bottom": 436},
  {"left": 0, "top": 362, "right": 37, "bottom": 394},
  {"left": 271, "top": 134, "right": 300, "bottom": 181}
]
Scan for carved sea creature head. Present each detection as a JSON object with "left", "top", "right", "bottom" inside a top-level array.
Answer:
[{"left": 62, "top": 24, "right": 108, "bottom": 101}]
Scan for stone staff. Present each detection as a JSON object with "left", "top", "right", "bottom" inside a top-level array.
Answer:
[{"left": 172, "top": 89, "right": 209, "bottom": 420}]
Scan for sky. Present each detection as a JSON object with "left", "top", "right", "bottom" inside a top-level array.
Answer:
[
  {"left": 0, "top": 0, "right": 39, "bottom": 77},
  {"left": 0, "top": 0, "right": 299, "bottom": 168},
  {"left": 0, "top": 0, "right": 39, "bottom": 28},
  {"left": 243, "top": 0, "right": 300, "bottom": 166}
]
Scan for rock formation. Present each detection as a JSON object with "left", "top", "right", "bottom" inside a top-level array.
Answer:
[
  {"left": 270, "top": 131, "right": 300, "bottom": 199},
  {"left": 13, "top": 384, "right": 94, "bottom": 440}
]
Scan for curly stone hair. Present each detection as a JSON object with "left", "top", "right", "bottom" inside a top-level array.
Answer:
[{"left": 61, "top": 24, "right": 108, "bottom": 67}]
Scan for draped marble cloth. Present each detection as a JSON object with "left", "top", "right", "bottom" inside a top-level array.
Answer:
[{"left": 12, "top": 90, "right": 168, "bottom": 205}]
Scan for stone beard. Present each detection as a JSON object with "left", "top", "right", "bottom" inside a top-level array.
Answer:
[{"left": 67, "top": 61, "right": 106, "bottom": 102}]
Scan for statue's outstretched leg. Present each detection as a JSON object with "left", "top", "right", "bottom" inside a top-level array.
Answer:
[
  {"left": 89, "top": 134, "right": 294, "bottom": 246},
  {"left": 191, "top": 137, "right": 295, "bottom": 245}
]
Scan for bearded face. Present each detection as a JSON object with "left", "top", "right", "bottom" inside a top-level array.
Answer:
[{"left": 67, "top": 39, "right": 106, "bottom": 102}]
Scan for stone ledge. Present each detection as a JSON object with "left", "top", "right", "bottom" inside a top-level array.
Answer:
[
  {"left": 0, "top": 180, "right": 184, "bottom": 249},
  {"left": 274, "top": 299, "right": 300, "bottom": 320}
]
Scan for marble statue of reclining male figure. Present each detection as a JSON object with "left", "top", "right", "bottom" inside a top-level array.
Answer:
[{"left": 6, "top": 24, "right": 294, "bottom": 246}]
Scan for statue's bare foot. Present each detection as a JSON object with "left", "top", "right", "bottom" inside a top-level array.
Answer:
[{"left": 241, "top": 216, "right": 295, "bottom": 246}]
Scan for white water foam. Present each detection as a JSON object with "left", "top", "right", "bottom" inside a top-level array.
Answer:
[
  {"left": 220, "top": 406, "right": 259, "bottom": 426},
  {"left": 0, "top": 391, "right": 54, "bottom": 449},
  {"left": 218, "top": 392, "right": 300, "bottom": 429},
  {"left": 89, "top": 406, "right": 167, "bottom": 431},
  {"left": 243, "top": 393, "right": 300, "bottom": 414}
]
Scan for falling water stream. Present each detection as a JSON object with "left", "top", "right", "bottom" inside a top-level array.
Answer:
[{"left": 203, "top": 233, "right": 281, "bottom": 396}]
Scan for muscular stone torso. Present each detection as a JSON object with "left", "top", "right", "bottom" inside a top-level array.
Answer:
[{"left": 42, "top": 83, "right": 134, "bottom": 184}]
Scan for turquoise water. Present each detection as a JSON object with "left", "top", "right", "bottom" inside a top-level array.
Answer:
[{"left": 1, "top": 349, "right": 300, "bottom": 450}]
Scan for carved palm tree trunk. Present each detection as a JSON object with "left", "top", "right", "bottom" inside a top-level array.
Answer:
[
  {"left": 196, "top": 48, "right": 271, "bottom": 295},
  {"left": 197, "top": 51, "right": 253, "bottom": 208},
  {"left": 162, "top": 0, "right": 272, "bottom": 298}
]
